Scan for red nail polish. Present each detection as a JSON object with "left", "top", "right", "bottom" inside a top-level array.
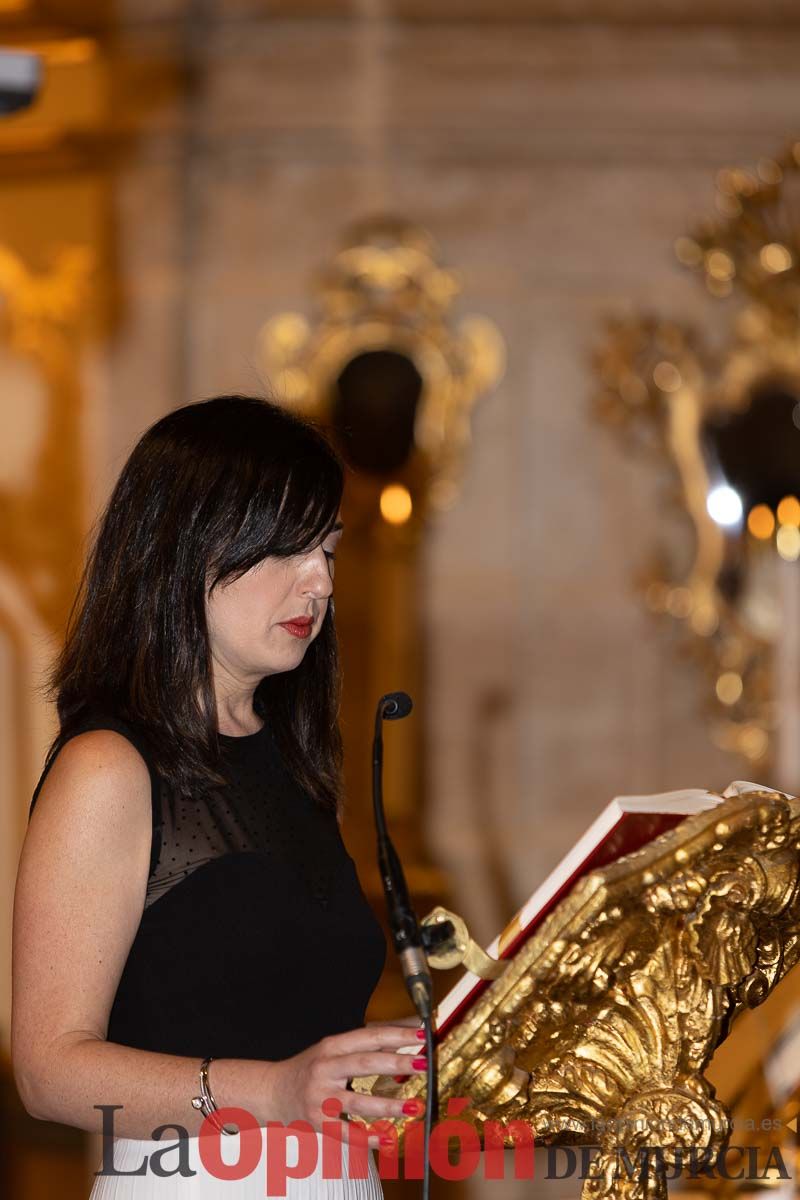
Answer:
[
  {"left": 411, "top": 1057, "right": 426, "bottom": 1069},
  {"left": 415, "top": 1028, "right": 426, "bottom": 1040},
  {"left": 402, "top": 1100, "right": 423, "bottom": 1116},
  {"left": 393, "top": 1074, "right": 409, "bottom": 1083}
]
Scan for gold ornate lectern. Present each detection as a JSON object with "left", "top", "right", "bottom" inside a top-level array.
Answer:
[{"left": 354, "top": 788, "right": 800, "bottom": 1198}]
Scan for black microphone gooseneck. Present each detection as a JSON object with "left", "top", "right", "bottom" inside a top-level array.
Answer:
[
  {"left": 372, "top": 691, "right": 437, "bottom": 1200},
  {"left": 372, "top": 691, "right": 433, "bottom": 1021}
]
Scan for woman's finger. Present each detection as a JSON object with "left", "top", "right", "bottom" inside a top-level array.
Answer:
[
  {"left": 323, "top": 1025, "right": 422, "bottom": 1056},
  {"left": 344, "top": 1051, "right": 428, "bottom": 1080},
  {"left": 313, "top": 1101, "right": 402, "bottom": 1148},
  {"left": 339, "top": 1090, "right": 425, "bottom": 1122}
]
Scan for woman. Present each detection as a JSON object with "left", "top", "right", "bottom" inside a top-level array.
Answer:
[{"left": 11, "top": 395, "right": 427, "bottom": 1196}]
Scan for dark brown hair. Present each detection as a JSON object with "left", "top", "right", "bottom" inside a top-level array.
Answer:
[{"left": 44, "top": 394, "right": 345, "bottom": 815}]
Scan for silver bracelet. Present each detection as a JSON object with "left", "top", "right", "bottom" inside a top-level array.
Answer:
[{"left": 191, "top": 1056, "right": 237, "bottom": 1136}]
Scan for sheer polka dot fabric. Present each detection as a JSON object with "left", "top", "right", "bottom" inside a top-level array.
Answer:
[{"left": 145, "top": 722, "right": 337, "bottom": 911}]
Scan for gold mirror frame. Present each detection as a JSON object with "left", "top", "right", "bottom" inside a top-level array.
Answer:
[
  {"left": 257, "top": 215, "right": 505, "bottom": 528},
  {"left": 594, "top": 143, "right": 800, "bottom": 769}
]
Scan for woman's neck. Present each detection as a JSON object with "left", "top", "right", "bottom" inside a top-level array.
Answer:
[{"left": 214, "top": 690, "right": 264, "bottom": 736}]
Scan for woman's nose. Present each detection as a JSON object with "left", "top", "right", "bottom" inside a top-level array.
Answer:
[{"left": 300, "top": 548, "right": 333, "bottom": 598}]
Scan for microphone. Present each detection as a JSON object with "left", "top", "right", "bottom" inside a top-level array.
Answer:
[
  {"left": 382, "top": 692, "right": 413, "bottom": 720},
  {"left": 372, "top": 691, "right": 433, "bottom": 1020}
]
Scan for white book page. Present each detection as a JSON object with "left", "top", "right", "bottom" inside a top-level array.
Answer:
[{"left": 723, "top": 779, "right": 792, "bottom": 798}]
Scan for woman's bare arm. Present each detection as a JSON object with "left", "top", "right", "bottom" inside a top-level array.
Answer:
[{"left": 11, "top": 731, "right": 423, "bottom": 1139}]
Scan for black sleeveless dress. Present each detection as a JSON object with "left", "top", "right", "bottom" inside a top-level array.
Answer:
[{"left": 29, "top": 711, "right": 387, "bottom": 1063}]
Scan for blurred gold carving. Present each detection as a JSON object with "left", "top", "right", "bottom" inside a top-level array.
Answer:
[
  {"left": 258, "top": 215, "right": 505, "bottom": 524},
  {"left": 0, "top": 243, "right": 93, "bottom": 630},
  {"left": 354, "top": 788, "right": 800, "bottom": 1199},
  {"left": 593, "top": 143, "right": 800, "bottom": 767}
]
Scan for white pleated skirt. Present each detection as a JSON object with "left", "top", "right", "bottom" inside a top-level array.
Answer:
[{"left": 89, "top": 1129, "right": 384, "bottom": 1198}]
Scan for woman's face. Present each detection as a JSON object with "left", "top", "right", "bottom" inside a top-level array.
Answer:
[{"left": 205, "top": 519, "right": 342, "bottom": 685}]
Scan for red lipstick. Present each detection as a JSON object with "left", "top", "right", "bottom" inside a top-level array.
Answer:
[{"left": 279, "top": 616, "right": 313, "bottom": 639}]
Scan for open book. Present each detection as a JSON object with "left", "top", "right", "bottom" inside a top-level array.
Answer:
[{"left": 433, "top": 779, "right": 787, "bottom": 1039}]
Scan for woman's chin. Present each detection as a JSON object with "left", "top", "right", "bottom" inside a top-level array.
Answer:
[{"left": 261, "top": 640, "right": 309, "bottom": 671}]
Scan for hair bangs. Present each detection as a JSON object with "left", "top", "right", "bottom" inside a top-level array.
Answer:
[
  {"left": 209, "top": 434, "right": 343, "bottom": 588},
  {"left": 269, "top": 452, "right": 343, "bottom": 555}
]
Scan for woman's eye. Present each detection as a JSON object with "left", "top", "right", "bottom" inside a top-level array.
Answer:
[{"left": 324, "top": 550, "right": 336, "bottom": 561}]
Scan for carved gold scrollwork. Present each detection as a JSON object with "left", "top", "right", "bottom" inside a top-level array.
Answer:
[
  {"left": 594, "top": 143, "right": 800, "bottom": 769},
  {"left": 353, "top": 788, "right": 800, "bottom": 1199},
  {"left": 257, "top": 215, "right": 505, "bottom": 523},
  {"left": 420, "top": 905, "right": 507, "bottom": 979}
]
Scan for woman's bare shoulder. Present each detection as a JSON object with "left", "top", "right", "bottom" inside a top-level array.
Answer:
[{"left": 32, "top": 728, "right": 152, "bottom": 825}]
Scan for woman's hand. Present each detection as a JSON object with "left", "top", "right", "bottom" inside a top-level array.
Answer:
[{"left": 263, "top": 1022, "right": 428, "bottom": 1136}]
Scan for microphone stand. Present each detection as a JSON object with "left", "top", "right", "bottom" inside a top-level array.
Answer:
[{"left": 372, "top": 691, "right": 438, "bottom": 1200}]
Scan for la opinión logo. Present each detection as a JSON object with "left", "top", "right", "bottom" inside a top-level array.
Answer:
[
  {"left": 95, "top": 1102, "right": 794, "bottom": 1194},
  {"left": 94, "top": 1098, "right": 536, "bottom": 1195}
]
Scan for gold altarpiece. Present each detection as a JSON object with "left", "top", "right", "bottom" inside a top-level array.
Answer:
[
  {"left": 0, "top": 5, "right": 176, "bottom": 1197},
  {"left": 0, "top": 11, "right": 108, "bottom": 857}
]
